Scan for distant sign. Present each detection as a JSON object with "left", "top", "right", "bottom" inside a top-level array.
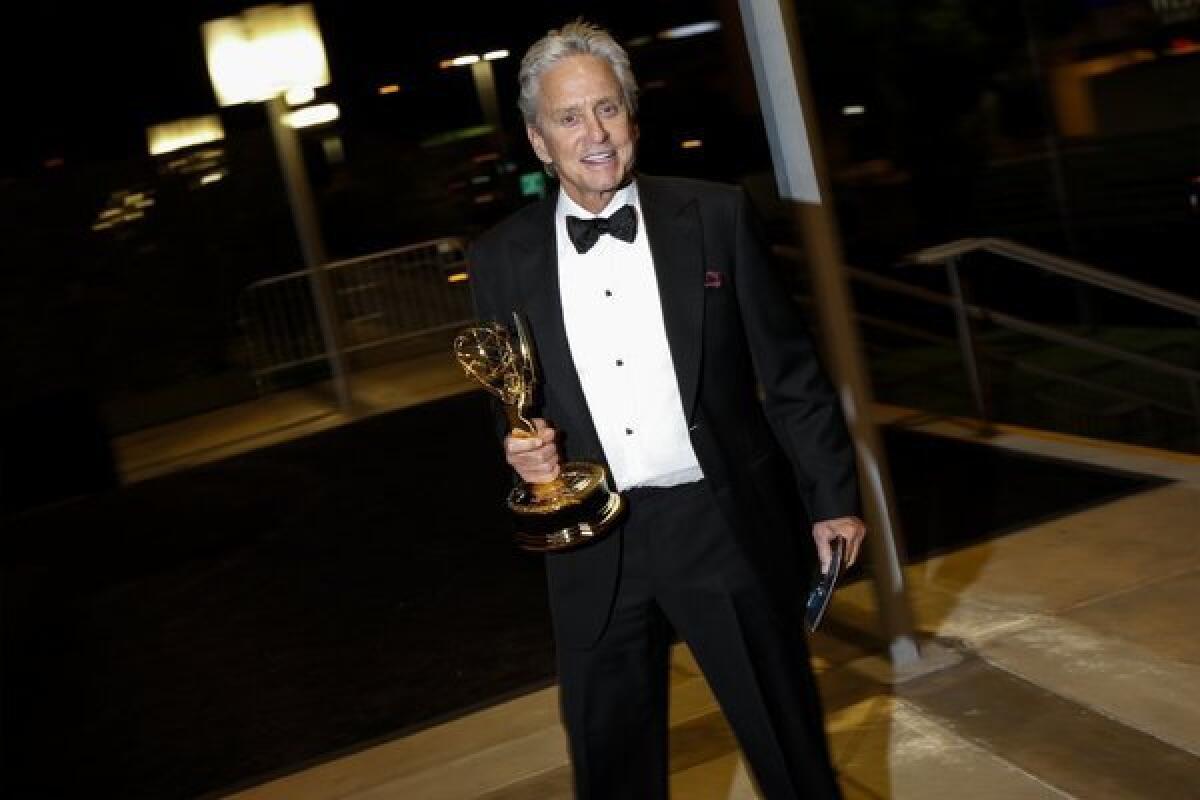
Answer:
[{"left": 520, "top": 172, "right": 547, "bottom": 198}]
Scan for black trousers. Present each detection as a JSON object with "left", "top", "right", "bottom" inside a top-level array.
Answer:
[{"left": 556, "top": 481, "right": 841, "bottom": 799}]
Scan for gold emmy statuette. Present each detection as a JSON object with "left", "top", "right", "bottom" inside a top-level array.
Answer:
[{"left": 454, "top": 313, "right": 625, "bottom": 552}]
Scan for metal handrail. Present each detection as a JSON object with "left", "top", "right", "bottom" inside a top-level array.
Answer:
[
  {"left": 847, "top": 268, "right": 1200, "bottom": 383},
  {"left": 906, "top": 237, "right": 1200, "bottom": 318},
  {"left": 774, "top": 242, "right": 1200, "bottom": 447},
  {"left": 798, "top": 299, "right": 1197, "bottom": 419}
]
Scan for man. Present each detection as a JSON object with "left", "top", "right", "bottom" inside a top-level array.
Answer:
[{"left": 469, "top": 20, "right": 865, "bottom": 799}]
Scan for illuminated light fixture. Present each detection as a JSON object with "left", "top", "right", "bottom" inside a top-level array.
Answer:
[
  {"left": 283, "top": 102, "right": 340, "bottom": 128},
  {"left": 378, "top": 83, "right": 400, "bottom": 95},
  {"left": 285, "top": 85, "right": 316, "bottom": 106},
  {"left": 202, "top": 3, "right": 331, "bottom": 107},
  {"left": 444, "top": 54, "right": 480, "bottom": 68},
  {"left": 681, "top": 139, "right": 703, "bottom": 149},
  {"left": 199, "top": 170, "right": 227, "bottom": 185},
  {"left": 446, "top": 271, "right": 469, "bottom": 283},
  {"left": 657, "top": 21, "right": 721, "bottom": 40},
  {"left": 842, "top": 105, "right": 866, "bottom": 115},
  {"left": 147, "top": 117, "right": 225, "bottom": 156},
  {"left": 441, "top": 50, "right": 507, "bottom": 68}
]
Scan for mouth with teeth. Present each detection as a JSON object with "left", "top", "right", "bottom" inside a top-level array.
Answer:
[{"left": 581, "top": 151, "right": 616, "bottom": 165}]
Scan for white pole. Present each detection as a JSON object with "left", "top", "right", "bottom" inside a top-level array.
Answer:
[{"left": 737, "top": 0, "right": 919, "bottom": 664}]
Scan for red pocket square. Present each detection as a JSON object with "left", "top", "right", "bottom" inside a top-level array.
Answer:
[{"left": 704, "top": 270, "right": 724, "bottom": 288}]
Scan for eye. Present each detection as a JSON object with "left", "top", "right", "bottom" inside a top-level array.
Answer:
[
  {"left": 598, "top": 101, "right": 619, "bottom": 117},
  {"left": 558, "top": 113, "right": 579, "bottom": 127}
]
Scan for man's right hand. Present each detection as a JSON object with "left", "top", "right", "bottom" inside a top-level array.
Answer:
[{"left": 504, "top": 418, "right": 561, "bottom": 484}]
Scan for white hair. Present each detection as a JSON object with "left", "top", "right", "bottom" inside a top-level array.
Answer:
[{"left": 517, "top": 20, "right": 639, "bottom": 127}]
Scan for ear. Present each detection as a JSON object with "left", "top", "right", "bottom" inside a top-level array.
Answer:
[{"left": 526, "top": 124, "right": 551, "bottom": 167}]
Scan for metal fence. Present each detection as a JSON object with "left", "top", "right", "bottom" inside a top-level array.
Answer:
[{"left": 236, "top": 237, "right": 473, "bottom": 387}]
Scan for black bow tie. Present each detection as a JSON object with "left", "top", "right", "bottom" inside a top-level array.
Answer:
[{"left": 566, "top": 204, "right": 638, "bottom": 254}]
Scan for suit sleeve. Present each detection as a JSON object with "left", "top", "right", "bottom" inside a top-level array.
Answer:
[{"left": 731, "top": 188, "right": 861, "bottom": 521}]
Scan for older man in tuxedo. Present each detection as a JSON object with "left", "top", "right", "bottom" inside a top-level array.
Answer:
[{"left": 468, "top": 20, "right": 865, "bottom": 799}]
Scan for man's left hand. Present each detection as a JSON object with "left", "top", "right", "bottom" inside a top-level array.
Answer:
[{"left": 812, "top": 516, "right": 866, "bottom": 574}]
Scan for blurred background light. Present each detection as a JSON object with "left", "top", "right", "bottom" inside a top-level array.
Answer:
[
  {"left": 322, "top": 136, "right": 345, "bottom": 163},
  {"left": 283, "top": 102, "right": 340, "bottom": 128},
  {"left": 483, "top": 50, "right": 509, "bottom": 61},
  {"left": 284, "top": 86, "right": 316, "bottom": 106},
  {"left": 203, "top": 3, "right": 330, "bottom": 107},
  {"left": 444, "top": 54, "right": 481, "bottom": 68},
  {"left": 842, "top": 105, "right": 866, "bottom": 115},
  {"left": 146, "top": 115, "right": 226, "bottom": 156},
  {"left": 657, "top": 21, "right": 721, "bottom": 40}
]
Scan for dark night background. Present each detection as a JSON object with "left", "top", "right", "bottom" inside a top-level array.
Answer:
[
  {"left": 0, "top": 1, "right": 1198, "bottom": 796},
  {"left": 2, "top": 1, "right": 1196, "bottom": 448}
]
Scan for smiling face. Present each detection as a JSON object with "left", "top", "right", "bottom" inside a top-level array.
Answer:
[{"left": 526, "top": 54, "right": 638, "bottom": 214}]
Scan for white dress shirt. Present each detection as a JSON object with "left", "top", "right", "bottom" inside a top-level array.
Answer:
[{"left": 555, "top": 182, "right": 704, "bottom": 491}]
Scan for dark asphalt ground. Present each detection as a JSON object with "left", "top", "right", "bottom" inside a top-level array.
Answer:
[{"left": 0, "top": 391, "right": 1163, "bottom": 798}]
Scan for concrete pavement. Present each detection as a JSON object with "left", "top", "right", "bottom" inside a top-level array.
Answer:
[{"left": 111, "top": 359, "right": 1200, "bottom": 799}]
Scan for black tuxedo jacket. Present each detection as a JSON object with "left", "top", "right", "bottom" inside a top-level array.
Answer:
[{"left": 469, "top": 175, "right": 860, "bottom": 648}]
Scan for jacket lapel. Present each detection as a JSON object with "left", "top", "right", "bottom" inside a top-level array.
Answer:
[
  {"left": 506, "top": 195, "right": 600, "bottom": 456},
  {"left": 639, "top": 176, "right": 705, "bottom": 422}
]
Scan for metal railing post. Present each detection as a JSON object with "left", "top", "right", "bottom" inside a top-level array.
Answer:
[
  {"left": 1188, "top": 378, "right": 1200, "bottom": 450},
  {"left": 945, "top": 257, "right": 992, "bottom": 429}
]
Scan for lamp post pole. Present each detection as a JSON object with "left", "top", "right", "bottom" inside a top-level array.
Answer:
[
  {"left": 265, "top": 96, "right": 353, "bottom": 412},
  {"left": 470, "top": 60, "right": 503, "bottom": 131}
]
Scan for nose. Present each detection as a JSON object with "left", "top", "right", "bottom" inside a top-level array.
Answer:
[{"left": 584, "top": 112, "right": 609, "bottom": 143}]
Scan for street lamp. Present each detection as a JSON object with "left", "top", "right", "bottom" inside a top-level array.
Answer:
[
  {"left": 202, "top": 2, "right": 353, "bottom": 413},
  {"left": 440, "top": 49, "right": 509, "bottom": 132}
]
